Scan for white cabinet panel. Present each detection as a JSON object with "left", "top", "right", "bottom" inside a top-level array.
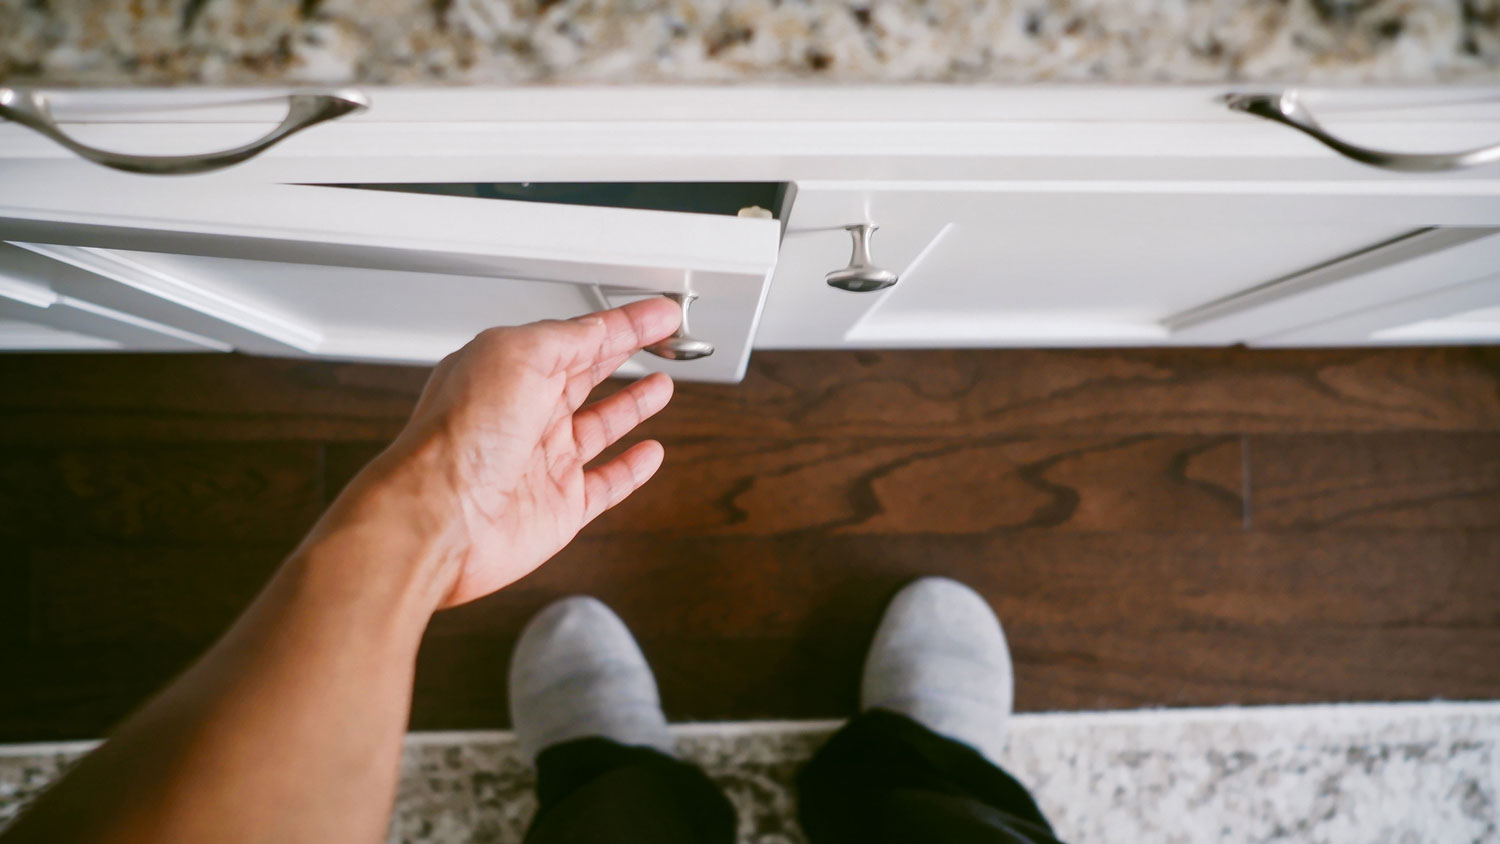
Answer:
[
  {"left": 1175, "top": 228, "right": 1500, "bottom": 347},
  {"left": 0, "top": 319, "right": 121, "bottom": 351},
  {"left": 0, "top": 170, "right": 781, "bottom": 381},
  {"left": 1170, "top": 228, "right": 1500, "bottom": 345},
  {"left": 1376, "top": 303, "right": 1500, "bottom": 344},
  {"left": 1286, "top": 273, "right": 1500, "bottom": 346},
  {"left": 0, "top": 243, "right": 223, "bottom": 352},
  {"left": 758, "top": 183, "right": 1500, "bottom": 349}
]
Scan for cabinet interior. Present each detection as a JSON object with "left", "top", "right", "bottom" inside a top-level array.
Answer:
[{"left": 319, "top": 182, "right": 790, "bottom": 220}]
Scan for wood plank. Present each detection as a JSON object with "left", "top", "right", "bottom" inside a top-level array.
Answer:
[
  {"left": 1250, "top": 433, "right": 1500, "bottom": 529},
  {"left": 26, "top": 546, "right": 281, "bottom": 645},
  {"left": 0, "top": 551, "right": 28, "bottom": 645},
  {"left": 29, "top": 532, "right": 1500, "bottom": 645},
  {"left": 430, "top": 531, "right": 1500, "bottom": 639},
  {"left": 1013, "top": 627, "right": 1500, "bottom": 711},
  {"left": 0, "top": 354, "right": 426, "bottom": 444},
  {"left": 0, "top": 641, "right": 206, "bottom": 742},
  {"left": 322, "top": 442, "right": 388, "bottom": 504},
  {"left": 5, "top": 344, "right": 1500, "bottom": 742},
  {"left": 330, "top": 434, "right": 1242, "bottom": 537},
  {"left": 2, "top": 346, "right": 1498, "bottom": 445},
  {"left": 660, "top": 347, "right": 1500, "bottom": 439},
  {"left": 0, "top": 444, "right": 324, "bottom": 543},
  {"left": 10, "top": 531, "right": 1499, "bottom": 736},
  {"left": 589, "top": 435, "right": 1244, "bottom": 535}
]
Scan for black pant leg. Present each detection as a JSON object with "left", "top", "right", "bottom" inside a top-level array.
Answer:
[
  {"left": 523, "top": 738, "right": 737, "bottom": 844},
  {"left": 797, "top": 709, "right": 1062, "bottom": 844}
]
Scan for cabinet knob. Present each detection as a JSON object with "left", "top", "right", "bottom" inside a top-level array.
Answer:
[
  {"left": 643, "top": 292, "right": 714, "bottom": 360},
  {"left": 826, "top": 223, "right": 898, "bottom": 292}
]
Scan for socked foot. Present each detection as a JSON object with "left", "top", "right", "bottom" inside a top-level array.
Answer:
[
  {"left": 860, "top": 577, "right": 1014, "bottom": 764},
  {"left": 508, "top": 596, "right": 673, "bottom": 761}
]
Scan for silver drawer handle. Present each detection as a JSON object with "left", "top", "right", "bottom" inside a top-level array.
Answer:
[
  {"left": 0, "top": 88, "right": 368, "bottom": 175},
  {"left": 643, "top": 292, "right": 714, "bottom": 361},
  {"left": 1227, "top": 91, "right": 1500, "bottom": 173}
]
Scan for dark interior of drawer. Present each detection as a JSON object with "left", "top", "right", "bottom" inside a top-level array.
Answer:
[{"left": 319, "top": 182, "right": 787, "bottom": 219}]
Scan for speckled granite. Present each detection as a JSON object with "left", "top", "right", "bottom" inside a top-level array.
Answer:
[
  {"left": 3, "top": 702, "right": 1496, "bottom": 843},
  {"left": 0, "top": 0, "right": 1496, "bottom": 86}
]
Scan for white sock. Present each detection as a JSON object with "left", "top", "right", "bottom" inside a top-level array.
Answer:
[
  {"left": 860, "top": 577, "right": 1014, "bottom": 765},
  {"left": 508, "top": 597, "right": 673, "bottom": 761}
]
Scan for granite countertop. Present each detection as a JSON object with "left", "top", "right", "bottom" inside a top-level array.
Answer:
[{"left": 1, "top": 0, "right": 1497, "bottom": 87}]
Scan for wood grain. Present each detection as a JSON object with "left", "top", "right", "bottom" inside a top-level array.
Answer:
[
  {"left": 0, "top": 553, "right": 27, "bottom": 646},
  {"left": 28, "top": 532, "right": 1500, "bottom": 645},
  {"left": 1249, "top": 433, "right": 1500, "bottom": 529},
  {"left": 590, "top": 435, "right": 1244, "bottom": 535},
  {"left": 0, "top": 642, "right": 204, "bottom": 741},
  {"left": 2, "top": 346, "right": 1498, "bottom": 445},
  {"left": 0, "top": 445, "right": 324, "bottom": 544},
  {"left": 26, "top": 546, "right": 283, "bottom": 645},
  {"left": 12, "top": 530, "right": 1494, "bottom": 738},
  {"left": 0, "top": 354, "right": 425, "bottom": 444},
  {"left": 4, "top": 345, "right": 1499, "bottom": 741}
]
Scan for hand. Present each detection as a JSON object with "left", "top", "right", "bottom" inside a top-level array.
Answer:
[{"left": 342, "top": 298, "right": 681, "bottom": 609}]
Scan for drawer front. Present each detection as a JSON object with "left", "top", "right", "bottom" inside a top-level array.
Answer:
[
  {"left": 5, "top": 86, "right": 1500, "bottom": 184},
  {"left": 758, "top": 182, "right": 1500, "bottom": 349},
  {"left": 0, "top": 170, "right": 781, "bottom": 382}
]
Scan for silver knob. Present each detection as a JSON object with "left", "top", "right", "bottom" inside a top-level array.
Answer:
[
  {"left": 643, "top": 292, "right": 714, "bottom": 361},
  {"left": 826, "top": 223, "right": 898, "bottom": 292}
]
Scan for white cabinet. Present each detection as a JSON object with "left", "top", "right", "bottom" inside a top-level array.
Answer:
[
  {"left": 2, "top": 85, "right": 1499, "bottom": 381},
  {"left": 0, "top": 242, "right": 225, "bottom": 353},
  {"left": 0, "top": 167, "right": 781, "bottom": 382},
  {"left": 757, "top": 186, "right": 1500, "bottom": 349}
]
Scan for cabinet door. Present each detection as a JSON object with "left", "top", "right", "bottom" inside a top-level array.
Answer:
[
  {"left": 0, "top": 167, "right": 781, "bottom": 382},
  {"left": 0, "top": 243, "right": 223, "bottom": 352},
  {"left": 757, "top": 183, "right": 1500, "bottom": 349},
  {"left": 1172, "top": 228, "right": 1500, "bottom": 346}
]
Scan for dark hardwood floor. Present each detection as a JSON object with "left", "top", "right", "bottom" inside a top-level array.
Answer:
[{"left": 1, "top": 346, "right": 1498, "bottom": 740}]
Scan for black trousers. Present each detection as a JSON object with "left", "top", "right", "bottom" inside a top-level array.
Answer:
[{"left": 523, "top": 709, "right": 1061, "bottom": 844}]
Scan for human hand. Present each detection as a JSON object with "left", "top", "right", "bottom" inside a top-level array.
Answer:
[{"left": 337, "top": 298, "right": 681, "bottom": 609}]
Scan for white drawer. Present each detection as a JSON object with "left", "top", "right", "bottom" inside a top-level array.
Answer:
[{"left": 0, "top": 170, "right": 782, "bottom": 382}]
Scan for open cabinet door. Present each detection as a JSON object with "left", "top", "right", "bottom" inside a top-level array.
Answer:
[{"left": 0, "top": 165, "right": 782, "bottom": 382}]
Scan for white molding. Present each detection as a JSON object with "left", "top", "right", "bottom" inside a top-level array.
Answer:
[
  {"left": 1169, "top": 228, "right": 1500, "bottom": 342},
  {"left": 0, "top": 321, "right": 119, "bottom": 350},
  {"left": 0, "top": 273, "right": 58, "bottom": 309},
  {"left": 1260, "top": 270, "right": 1500, "bottom": 346},
  {"left": 13, "top": 243, "right": 322, "bottom": 352},
  {"left": 0, "top": 294, "right": 224, "bottom": 351},
  {"left": 56, "top": 296, "right": 230, "bottom": 350}
]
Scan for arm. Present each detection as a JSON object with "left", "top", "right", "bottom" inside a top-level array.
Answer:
[{"left": 1, "top": 299, "right": 682, "bottom": 844}]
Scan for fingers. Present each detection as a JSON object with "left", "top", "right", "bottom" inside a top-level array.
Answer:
[
  {"left": 569, "top": 297, "right": 681, "bottom": 364},
  {"left": 571, "top": 372, "right": 674, "bottom": 464},
  {"left": 582, "top": 439, "right": 666, "bottom": 523},
  {"left": 562, "top": 349, "right": 632, "bottom": 415}
]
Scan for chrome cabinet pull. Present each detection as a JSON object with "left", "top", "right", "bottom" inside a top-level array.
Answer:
[
  {"left": 0, "top": 88, "right": 369, "bottom": 175},
  {"left": 826, "top": 223, "right": 899, "bottom": 292},
  {"left": 1227, "top": 91, "right": 1500, "bottom": 173},
  {"left": 643, "top": 292, "right": 714, "bottom": 360}
]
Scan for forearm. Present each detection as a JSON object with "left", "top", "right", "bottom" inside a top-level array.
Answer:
[
  {"left": 2, "top": 301, "right": 678, "bottom": 844},
  {"left": 2, "top": 456, "right": 463, "bottom": 844}
]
